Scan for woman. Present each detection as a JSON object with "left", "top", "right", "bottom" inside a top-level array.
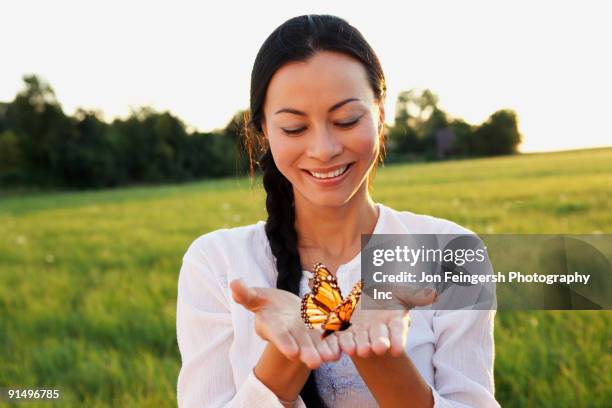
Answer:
[{"left": 176, "top": 14, "right": 499, "bottom": 408}]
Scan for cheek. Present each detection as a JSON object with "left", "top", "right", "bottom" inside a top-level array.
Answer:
[
  {"left": 268, "top": 134, "right": 302, "bottom": 175},
  {"left": 349, "top": 121, "right": 379, "bottom": 159}
]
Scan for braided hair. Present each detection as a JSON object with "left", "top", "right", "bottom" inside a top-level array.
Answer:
[{"left": 242, "top": 14, "right": 387, "bottom": 407}]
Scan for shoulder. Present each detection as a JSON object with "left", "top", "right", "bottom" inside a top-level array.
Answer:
[
  {"left": 182, "top": 221, "right": 268, "bottom": 266},
  {"left": 180, "top": 221, "right": 276, "bottom": 290},
  {"left": 382, "top": 203, "right": 476, "bottom": 236},
  {"left": 390, "top": 209, "right": 497, "bottom": 320}
]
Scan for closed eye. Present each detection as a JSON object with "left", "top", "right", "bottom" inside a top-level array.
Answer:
[
  {"left": 335, "top": 115, "right": 364, "bottom": 129},
  {"left": 280, "top": 114, "right": 364, "bottom": 136},
  {"left": 281, "top": 127, "right": 306, "bottom": 136}
]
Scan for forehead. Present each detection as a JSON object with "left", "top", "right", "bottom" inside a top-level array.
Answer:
[{"left": 264, "top": 51, "right": 374, "bottom": 113}]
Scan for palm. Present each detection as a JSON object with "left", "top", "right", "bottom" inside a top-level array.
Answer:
[
  {"left": 340, "top": 293, "right": 411, "bottom": 357},
  {"left": 334, "top": 287, "right": 437, "bottom": 358},
  {"left": 248, "top": 287, "right": 305, "bottom": 340},
  {"left": 229, "top": 279, "right": 341, "bottom": 369}
]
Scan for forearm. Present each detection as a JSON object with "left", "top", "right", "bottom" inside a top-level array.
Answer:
[
  {"left": 254, "top": 342, "right": 311, "bottom": 403},
  {"left": 351, "top": 352, "right": 434, "bottom": 408}
]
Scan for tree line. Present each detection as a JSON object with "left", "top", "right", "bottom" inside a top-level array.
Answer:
[{"left": 0, "top": 75, "right": 521, "bottom": 190}]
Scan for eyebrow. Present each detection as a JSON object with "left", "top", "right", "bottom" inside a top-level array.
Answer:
[{"left": 273, "top": 97, "right": 360, "bottom": 116}]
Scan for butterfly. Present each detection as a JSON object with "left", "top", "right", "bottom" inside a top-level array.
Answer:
[{"left": 300, "top": 262, "right": 363, "bottom": 339}]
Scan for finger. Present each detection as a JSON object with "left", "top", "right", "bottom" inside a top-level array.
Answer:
[
  {"left": 229, "top": 279, "right": 266, "bottom": 311},
  {"left": 388, "top": 315, "right": 408, "bottom": 357},
  {"left": 354, "top": 327, "right": 372, "bottom": 358},
  {"left": 292, "top": 327, "right": 322, "bottom": 369},
  {"left": 369, "top": 323, "right": 391, "bottom": 356},
  {"left": 337, "top": 330, "right": 356, "bottom": 356},
  {"left": 397, "top": 287, "right": 437, "bottom": 309},
  {"left": 271, "top": 329, "right": 300, "bottom": 360},
  {"left": 325, "top": 334, "right": 341, "bottom": 360},
  {"left": 315, "top": 334, "right": 335, "bottom": 362},
  {"left": 416, "top": 288, "right": 438, "bottom": 305}
]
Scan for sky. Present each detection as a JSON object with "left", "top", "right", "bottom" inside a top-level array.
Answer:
[{"left": 1, "top": 0, "right": 610, "bottom": 152}]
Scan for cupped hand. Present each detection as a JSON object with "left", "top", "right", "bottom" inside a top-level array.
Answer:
[
  {"left": 336, "top": 286, "right": 438, "bottom": 359},
  {"left": 229, "top": 278, "right": 341, "bottom": 369}
]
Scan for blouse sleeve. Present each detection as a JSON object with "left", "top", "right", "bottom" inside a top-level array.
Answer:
[
  {"left": 176, "top": 248, "right": 307, "bottom": 408},
  {"left": 425, "top": 308, "right": 500, "bottom": 408},
  {"left": 424, "top": 221, "right": 500, "bottom": 407}
]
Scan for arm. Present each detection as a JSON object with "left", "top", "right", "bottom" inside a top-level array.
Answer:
[
  {"left": 344, "top": 308, "right": 498, "bottom": 408},
  {"left": 336, "top": 288, "right": 499, "bottom": 407},
  {"left": 351, "top": 351, "right": 434, "bottom": 408},
  {"left": 228, "top": 278, "right": 342, "bottom": 406},
  {"left": 334, "top": 291, "right": 438, "bottom": 407},
  {"left": 425, "top": 226, "right": 499, "bottom": 406},
  {"left": 253, "top": 342, "right": 310, "bottom": 405},
  {"left": 176, "top": 254, "right": 308, "bottom": 407},
  {"left": 426, "top": 309, "right": 499, "bottom": 408}
]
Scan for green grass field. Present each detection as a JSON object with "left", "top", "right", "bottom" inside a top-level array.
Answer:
[{"left": 1, "top": 147, "right": 611, "bottom": 407}]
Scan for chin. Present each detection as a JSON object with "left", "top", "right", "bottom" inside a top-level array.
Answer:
[
  {"left": 313, "top": 197, "right": 349, "bottom": 208},
  {"left": 303, "top": 189, "right": 355, "bottom": 208}
]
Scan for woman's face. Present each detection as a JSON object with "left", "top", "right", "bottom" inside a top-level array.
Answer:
[{"left": 261, "top": 50, "right": 384, "bottom": 208}]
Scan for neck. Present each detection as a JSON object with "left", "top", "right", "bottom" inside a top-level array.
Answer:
[{"left": 293, "top": 184, "right": 379, "bottom": 261}]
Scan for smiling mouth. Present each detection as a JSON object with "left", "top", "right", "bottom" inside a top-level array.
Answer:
[{"left": 303, "top": 162, "right": 354, "bottom": 179}]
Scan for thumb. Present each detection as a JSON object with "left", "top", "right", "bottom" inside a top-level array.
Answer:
[
  {"left": 414, "top": 287, "right": 438, "bottom": 305},
  {"left": 229, "top": 278, "right": 267, "bottom": 311},
  {"left": 396, "top": 287, "right": 438, "bottom": 309}
]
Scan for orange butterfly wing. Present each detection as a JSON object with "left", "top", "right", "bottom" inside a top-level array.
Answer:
[
  {"left": 300, "top": 263, "right": 341, "bottom": 329},
  {"left": 300, "top": 262, "right": 363, "bottom": 339},
  {"left": 321, "top": 279, "right": 363, "bottom": 338},
  {"left": 300, "top": 293, "right": 329, "bottom": 329},
  {"left": 336, "top": 279, "right": 363, "bottom": 322},
  {"left": 309, "top": 263, "right": 343, "bottom": 311}
]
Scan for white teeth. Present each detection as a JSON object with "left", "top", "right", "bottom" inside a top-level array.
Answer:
[{"left": 309, "top": 165, "right": 348, "bottom": 179}]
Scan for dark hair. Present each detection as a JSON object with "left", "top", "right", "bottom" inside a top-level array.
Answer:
[{"left": 242, "top": 14, "right": 386, "bottom": 407}]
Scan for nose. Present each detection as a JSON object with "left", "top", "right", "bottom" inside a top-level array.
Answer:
[{"left": 306, "top": 124, "right": 343, "bottom": 162}]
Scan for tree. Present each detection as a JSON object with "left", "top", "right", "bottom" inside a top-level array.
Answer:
[
  {"left": 387, "top": 91, "right": 419, "bottom": 157},
  {"left": 420, "top": 107, "right": 449, "bottom": 160},
  {"left": 4, "top": 74, "right": 73, "bottom": 185},
  {"left": 398, "top": 88, "right": 440, "bottom": 136},
  {"left": 448, "top": 119, "right": 476, "bottom": 157},
  {"left": 387, "top": 88, "right": 450, "bottom": 160},
  {"left": 0, "top": 130, "right": 25, "bottom": 183},
  {"left": 56, "top": 109, "right": 116, "bottom": 188},
  {"left": 183, "top": 132, "right": 236, "bottom": 178},
  {"left": 472, "top": 109, "right": 522, "bottom": 156},
  {"left": 0, "top": 73, "right": 525, "bottom": 190},
  {"left": 151, "top": 111, "right": 190, "bottom": 180}
]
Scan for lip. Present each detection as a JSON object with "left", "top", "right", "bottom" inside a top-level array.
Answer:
[
  {"left": 302, "top": 162, "right": 354, "bottom": 186},
  {"left": 304, "top": 163, "right": 353, "bottom": 173}
]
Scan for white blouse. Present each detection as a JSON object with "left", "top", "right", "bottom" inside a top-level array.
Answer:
[{"left": 176, "top": 202, "right": 500, "bottom": 408}]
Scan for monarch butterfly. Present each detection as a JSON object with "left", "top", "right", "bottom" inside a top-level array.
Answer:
[{"left": 300, "top": 262, "right": 363, "bottom": 339}]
